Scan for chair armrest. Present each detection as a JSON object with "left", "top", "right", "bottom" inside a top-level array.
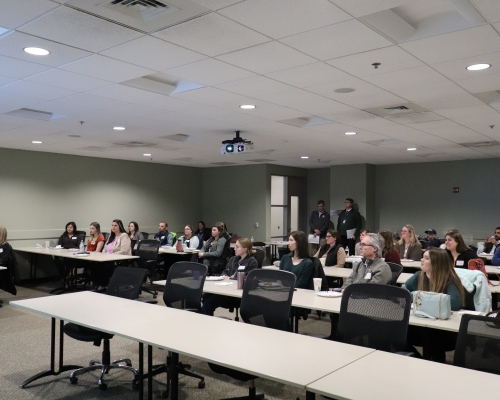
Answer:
[
  {"left": 185, "top": 308, "right": 200, "bottom": 313},
  {"left": 135, "top": 298, "right": 158, "bottom": 304},
  {"left": 395, "top": 351, "right": 414, "bottom": 357}
]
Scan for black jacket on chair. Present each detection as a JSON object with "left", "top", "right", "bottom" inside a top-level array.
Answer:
[{"left": 0, "top": 242, "right": 18, "bottom": 295}]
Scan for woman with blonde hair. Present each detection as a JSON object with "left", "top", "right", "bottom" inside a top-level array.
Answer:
[
  {"left": 87, "top": 222, "right": 105, "bottom": 252},
  {"left": 394, "top": 224, "right": 422, "bottom": 261},
  {"left": 201, "top": 237, "right": 258, "bottom": 316},
  {"left": 0, "top": 226, "right": 17, "bottom": 298}
]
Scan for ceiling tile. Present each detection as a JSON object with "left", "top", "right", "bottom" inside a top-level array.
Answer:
[
  {"left": 34, "top": 94, "right": 130, "bottom": 116},
  {"left": 153, "top": 13, "right": 270, "bottom": 57},
  {"left": 0, "top": 55, "right": 51, "bottom": 79},
  {"left": 86, "top": 85, "right": 164, "bottom": 103},
  {"left": 406, "top": 119, "right": 491, "bottom": 143},
  {"left": 60, "top": 55, "right": 154, "bottom": 83},
  {"left": 0, "top": 80, "right": 76, "bottom": 101},
  {"left": 472, "top": 0, "right": 500, "bottom": 23},
  {"left": 190, "top": 0, "right": 241, "bottom": 11},
  {"left": 326, "top": 46, "right": 425, "bottom": 78},
  {"left": 431, "top": 51, "right": 500, "bottom": 81},
  {"left": 214, "top": 76, "right": 294, "bottom": 98},
  {"left": 19, "top": 6, "right": 143, "bottom": 52},
  {"left": 25, "top": 69, "right": 113, "bottom": 92},
  {"left": 0, "top": 0, "right": 58, "bottom": 29},
  {"left": 101, "top": 36, "right": 207, "bottom": 71},
  {"left": 164, "top": 59, "right": 255, "bottom": 86},
  {"left": 265, "top": 62, "right": 352, "bottom": 88},
  {"left": 363, "top": 66, "right": 449, "bottom": 91},
  {"left": 0, "top": 31, "right": 92, "bottom": 67},
  {"left": 400, "top": 25, "right": 500, "bottom": 64},
  {"left": 0, "top": 75, "right": 18, "bottom": 87},
  {"left": 455, "top": 72, "right": 500, "bottom": 93},
  {"left": 280, "top": 19, "right": 393, "bottom": 60},
  {"left": 330, "top": 0, "right": 413, "bottom": 18},
  {"left": 219, "top": 0, "right": 351, "bottom": 39},
  {"left": 217, "top": 41, "right": 316, "bottom": 74},
  {"left": 391, "top": 81, "right": 468, "bottom": 102}
]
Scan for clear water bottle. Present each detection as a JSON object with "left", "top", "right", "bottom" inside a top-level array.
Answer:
[
  {"left": 79, "top": 240, "right": 84, "bottom": 252},
  {"left": 251, "top": 236, "right": 254, "bottom": 243},
  {"left": 345, "top": 246, "right": 350, "bottom": 257}
]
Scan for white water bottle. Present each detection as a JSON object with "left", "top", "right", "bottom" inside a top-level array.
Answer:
[
  {"left": 345, "top": 246, "right": 349, "bottom": 257},
  {"left": 79, "top": 240, "right": 84, "bottom": 252},
  {"left": 251, "top": 236, "right": 254, "bottom": 243}
]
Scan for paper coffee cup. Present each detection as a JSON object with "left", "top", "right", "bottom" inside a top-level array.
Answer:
[
  {"left": 320, "top": 258, "right": 326, "bottom": 266},
  {"left": 45, "top": 240, "right": 50, "bottom": 248},
  {"left": 313, "top": 277, "right": 322, "bottom": 292}
]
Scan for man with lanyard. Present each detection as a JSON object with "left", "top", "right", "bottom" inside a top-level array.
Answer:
[
  {"left": 308, "top": 200, "right": 330, "bottom": 255},
  {"left": 154, "top": 221, "right": 174, "bottom": 246},
  {"left": 337, "top": 198, "right": 361, "bottom": 255},
  {"left": 327, "top": 233, "right": 391, "bottom": 340}
]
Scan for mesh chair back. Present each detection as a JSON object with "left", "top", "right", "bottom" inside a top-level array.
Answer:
[
  {"left": 163, "top": 262, "right": 207, "bottom": 311},
  {"left": 454, "top": 314, "right": 500, "bottom": 374},
  {"left": 338, "top": 283, "right": 411, "bottom": 352},
  {"left": 106, "top": 266, "right": 147, "bottom": 299},
  {"left": 386, "top": 262, "right": 403, "bottom": 286},
  {"left": 75, "top": 230, "right": 86, "bottom": 243},
  {"left": 141, "top": 232, "right": 149, "bottom": 239},
  {"left": 253, "top": 248, "right": 265, "bottom": 268},
  {"left": 136, "top": 240, "right": 161, "bottom": 264},
  {"left": 240, "top": 269, "right": 296, "bottom": 331},
  {"left": 102, "top": 232, "right": 110, "bottom": 242}
]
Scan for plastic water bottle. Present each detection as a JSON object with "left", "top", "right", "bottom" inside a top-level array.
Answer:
[
  {"left": 251, "top": 236, "right": 254, "bottom": 243},
  {"left": 79, "top": 240, "right": 84, "bottom": 252},
  {"left": 345, "top": 246, "right": 350, "bottom": 257}
]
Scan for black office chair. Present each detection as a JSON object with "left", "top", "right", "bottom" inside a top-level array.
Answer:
[
  {"left": 63, "top": 267, "right": 147, "bottom": 390},
  {"left": 253, "top": 248, "right": 265, "bottom": 268},
  {"left": 147, "top": 262, "right": 207, "bottom": 399},
  {"left": 208, "top": 269, "right": 296, "bottom": 400},
  {"left": 135, "top": 240, "right": 160, "bottom": 298},
  {"left": 386, "top": 262, "right": 403, "bottom": 286},
  {"left": 141, "top": 232, "right": 149, "bottom": 239},
  {"left": 338, "top": 283, "right": 412, "bottom": 353},
  {"left": 75, "top": 230, "right": 86, "bottom": 244},
  {"left": 453, "top": 314, "right": 500, "bottom": 374},
  {"left": 102, "top": 232, "right": 110, "bottom": 242}
]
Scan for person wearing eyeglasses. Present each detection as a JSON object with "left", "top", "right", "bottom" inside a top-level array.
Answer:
[
  {"left": 394, "top": 224, "right": 422, "bottom": 261},
  {"left": 309, "top": 200, "right": 330, "bottom": 254},
  {"left": 313, "top": 229, "right": 345, "bottom": 267},
  {"left": 337, "top": 198, "right": 361, "bottom": 256}
]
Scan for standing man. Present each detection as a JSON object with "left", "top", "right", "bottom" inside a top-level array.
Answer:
[
  {"left": 309, "top": 200, "right": 330, "bottom": 255},
  {"left": 154, "top": 221, "right": 174, "bottom": 246},
  {"left": 337, "top": 198, "right": 361, "bottom": 255},
  {"left": 424, "top": 229, "right": 441, "bottom": 248}
]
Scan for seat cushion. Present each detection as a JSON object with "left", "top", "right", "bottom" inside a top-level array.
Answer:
[{"left": 63, "top": 323, "right": 114, "bottom": 342}]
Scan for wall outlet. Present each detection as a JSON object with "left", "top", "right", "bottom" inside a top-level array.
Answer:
[{"left": 254, "top": 222, "right": 259, "bottom": 228}]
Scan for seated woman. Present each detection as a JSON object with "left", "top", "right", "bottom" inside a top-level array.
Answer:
[
  {"left": 179, "top": 225, "right": 200, "bottom": 249},
  {"left": 378, "top": 230, "right": 401, "bottom": 265},
  {"left": 279, "top": 231, "right": 313, "bottom": 289},
  {"left": 87, "top": 222, "right": 105, "bottom": 252},
  {"left": 354, "top": 229, "right": 369, "bottom": 256},
  {"left": 0, "top": 226, "right": 17, "bottom": 300},
  {"left": 394, "top": 224, "right": 422, "bottom": 261},
  {"left": 128, "top": 221, "right": 144, "bottom": 242},
  {"left": 404, "top": 247, "right": 466, "bottom": 362},
  {"left": 195, "top": 221, "right": 212, "bottom": 242},
  {"left": 201, "top": 238, "right": 258, "bottom": 316},
  {"left": 54, "top": 221, "right": 80, "bottom": 282},
  {"left": 313, "top": 229, "right": 345, "bottom": 267},
  {"left": 102, "top": 219, "right": 131, "bottom": 255},
  {"left": 444, "top": 229, "right": 477, "bottom": 268},
  {"left": 199, "top": 222, "right": 228, "bottom": 275}
]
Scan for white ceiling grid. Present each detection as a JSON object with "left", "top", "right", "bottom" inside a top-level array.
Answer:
[{"left": 0, "top": 0, "right": 499, "bottom": 167}]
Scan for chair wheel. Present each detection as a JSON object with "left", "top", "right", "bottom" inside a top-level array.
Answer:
[
  {"left": 132, "top": 380, "right": 139, "bottom": 390},
  {"left": 99, "top": 383, "right": 107, "bottom": 390},
  {"left": 153, "top": 294, "right": 157, "bottom": 299},
  {"left": 161, "top": 390, "right": 169, "bottom": 399},
  {"left": 198, "top": 380, "right": 205, "bottom": 389},
  {"left": 125, "top": 361, "right": 132, "bottom": 367},
  {"left": 70, "top": 377, "right": 78, "bottom": 384}
]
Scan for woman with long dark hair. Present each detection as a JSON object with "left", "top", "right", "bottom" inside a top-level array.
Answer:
[
  {"left": 313, "top": 229, "right": 345, "bottom": 267},
  {"left": 444, "top": 229, "right": 476, "bottom": 268},
  {"left": 128, "top": 221, "right": 144, "bottom": 242},
  {"left": 195, "top": 221, "right": 212, "bottom": 242},
  {"left": 378, "top": 230, "right": 401, "bottom": 265},
  {"left": 199, "top": 222, "right": 228, "bottom": 275},
  {"left": 279, "top": 230, "right": 313, "bottom": 288},
  {"left": 102, "top": 219, "right": 131, "bottom": 255}
]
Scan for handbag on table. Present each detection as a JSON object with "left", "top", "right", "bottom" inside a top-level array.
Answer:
[{"left": 412, "top": 291, "right": 451, "bottom": 320}]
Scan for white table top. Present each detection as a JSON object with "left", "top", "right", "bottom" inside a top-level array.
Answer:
[
  {"left": 158, "top": 246, "right": 196, "bottom": 255},
  {"left": 13, "top": 246, "right": 138, "bottom": 262},
  {"left": 10, "top": 291, "right": 374, "bottom": 389},
  {"left": 346, "top": 257, "right": 421, "bottom": 268},
  {"left": 479, "top": 253, "right": 493, "bottom": 260},
  {"left": 307, "top": 350, "right": 500, "bottom": 400}
]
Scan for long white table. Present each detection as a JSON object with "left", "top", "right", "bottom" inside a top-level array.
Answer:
[{"left": 11, "top": 291, "right": 374, "bottom": 400}]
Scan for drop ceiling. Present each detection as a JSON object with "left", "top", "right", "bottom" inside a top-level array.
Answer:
[{"left": 0, "top": 0, "right": 500, "bottom": 168}]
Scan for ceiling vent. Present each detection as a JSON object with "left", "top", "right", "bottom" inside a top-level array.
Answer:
[
  {"left": 363, "top": 139, "right": 405, "bottom": 147},
  {"left": 316, "top": 159, "right": 333, "bottom": 164},
  {"left": 362, "top": 103, "right": 442, "bottom": 124},
  {"left": 209, "top": 162, "right": 237, "bottom": 166},
  {"left": 159, "top": 134, "right": 189, "bottom": 141},
  {"left": 255, "top": 149, "right": 275, "bottom": 155},
  {"left": 121, "top": 72, "right": 204, "bottom": 95},
  {"left": 4, "top": 108, "right": 67, "bottom": 121},
  {"left": 461, "top": 141, "right": 500, "bottom": 148},
  {"left": 247, "top": 159, "right": 276, "bottom": 163},
  {"left": 65, "top": 0, "right": 210, "bottom": 33},
  {"left": 114, "top": 141, "right": 158, "bottom": 147},
  {"left": 79, "top": 146, "right": 109, "bottom": 152},
  {"left": 278, "top": 116, "right": 335, "bottom": 128}
]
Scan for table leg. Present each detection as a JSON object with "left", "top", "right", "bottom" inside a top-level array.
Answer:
[
  {"left": 170, "top": 352, "right": 179, "bottom": 400},
  {"left": 147, "top": 345, "right": 152, "bottom": 400},
  {"left": 306, "top": 390, "right": 316, "bottom": 400},
  {"left": 139, "top": 342, "right": 144, "bottom": 400},
  {"left": 20, "top": 318, "right": 80, "bottom": 388}
]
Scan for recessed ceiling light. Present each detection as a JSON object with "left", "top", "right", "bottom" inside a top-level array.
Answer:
[
  {"left": 334, "top": 88, "right": 355, "bottom": 93},
  {"left": 143, "top": 153, "right": 151, "bottom": 156},
  {"left": 301, "top": 156, "right": 309, "bottom": 159},
  {"left": 24, "top": 47, "right": 50, "bottom": 56},
  {"left": 345, "top": 132, "right": 357, "bottom": 135},
  {"left": 407, "top": 147, "right": 417, "bottom": 151},
  {"left": 240, "top": 105, "right": 256, "bottom": 109},
  {"left": 113, "top": 126, "right": 125, "bottom": 130},
  {"left": 466, "top": 63, "right": 491, "bottom": 71},
  {"left": 32, "top": 140, "right": 42, "bottom": 144}
]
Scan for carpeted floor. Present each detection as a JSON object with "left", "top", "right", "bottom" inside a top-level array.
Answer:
[{"left": 0, "top": 282, "right": 331, "bottom": 400}]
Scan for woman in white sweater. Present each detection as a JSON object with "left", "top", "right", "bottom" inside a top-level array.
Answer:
[{"left": 102, "top": 219, "right": 131, "bottom": 255}]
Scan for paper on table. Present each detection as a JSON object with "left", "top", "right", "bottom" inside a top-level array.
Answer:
[
  {"left": 36, "top": 244, "right": 44, "bottom": 248},
  {"left": 215, "top": 282, "right": 234, "bottom": 286},
  {"left": 458, "top": 310, "right": 483, "bottom": 315},
  {"left": 308, "top": 234, "right": 319, "bottom": 244},
  {"left": 346, "top": 229, "right": 356, "bottom": 238}
]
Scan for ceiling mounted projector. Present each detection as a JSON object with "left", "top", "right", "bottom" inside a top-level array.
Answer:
[{"left": 221, "top": 131, "right": 254, "bottom": 154}]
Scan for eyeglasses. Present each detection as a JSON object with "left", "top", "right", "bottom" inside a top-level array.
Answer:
[{"left": 359, "top": 243, "right": 374, "bottom": 248}]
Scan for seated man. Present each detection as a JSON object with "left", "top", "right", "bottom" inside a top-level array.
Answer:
[
  {"left": 424, "top": 229, "right": 441, "bottom": 248},
  {"left": 478, "top": 227, "right": 500, "bottom": 256},
  {"left": 328, "top": 233, "right": 392, "bottom": 340},
  {"left": 154, "top": 221, "right": 174, "bottom": 246}
]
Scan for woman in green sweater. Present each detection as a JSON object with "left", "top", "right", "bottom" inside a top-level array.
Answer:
[
  {"left": 404, "top": 247, "right": 465, "bottom": 311},
  {"left": 279, "top": 231, "right": 313, "bottom": 289}
]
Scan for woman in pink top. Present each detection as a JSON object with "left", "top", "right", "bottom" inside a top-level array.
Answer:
[{"left": 102, "top": 220, "right": 131, "bottom": 255}]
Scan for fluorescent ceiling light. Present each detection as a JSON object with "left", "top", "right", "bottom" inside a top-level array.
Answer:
[
  {"left": 143, "top": 153, "right": 151, "bottom": 156},
  {"left": 32, "top": 141, "right": 42, "bottom": 144},
  {"left": 466, "top": 63, "right": 490, "bottom": 71},
  {"left": 301, "top": 156, "right": 309, "bottom": 159},
  {"left": 24, "top": 47, "right": 50, "bottom": 56},
  {"left": 345, "top": 132, "right": 357, "bottom": 135},
  {"left": 240, "top": 105, "right": 256, "bottom": 109},
  {"left": 407, "top": 147, "right": 417, "bottom": 151},
  {"left": 113, "top": 126, "right": 125, "bottom": 130}
]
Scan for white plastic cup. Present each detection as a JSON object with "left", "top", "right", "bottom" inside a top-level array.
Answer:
[
  {"left": 313, "top": 278, "right": 322, "bottom": 292},
  {"left": 45, "top": 240, "right": 50, "bottom": 248},
  {"left": 320, "top": 258, "right": 326, "bottom": 267}
]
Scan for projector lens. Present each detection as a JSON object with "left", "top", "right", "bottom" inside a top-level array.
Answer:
[{"left": 226, "top": 144, "right": 234, "bottom": 153}]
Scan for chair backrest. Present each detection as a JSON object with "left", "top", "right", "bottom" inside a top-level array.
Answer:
[
  {"left": 419, "top": 239, "right": 428, "bottom": 249},
  {"left": 163, "top": 262, "right": 207, "bottom": 311},
  {"left": 240, "top": 269, "right": 296, "bottom": 331},
  {"left": 141, "top": 232, "right": 149, "bottom": 239},
  {"left": 338, "top": 283, "right": 411, "bottom": 352},
  {"left": 454, "top": 314, "right": 500, "bottom": 374},
  {"left": 102, "top": 232, "right": 110, "bottom": 242},
  {"left": 386, "top": 262, "right": 403, "bottom": 286},
  {"left": 171, "top": 231, "right": 177, "bottom": 244},
  {"left": 307, "top": 257, "right": 328, "bottom": 291},
  {"left": 136, "top": 239, "right": 160, "bottom": 263},
  {"left": 106, "top": 266, "right": 147, "bottom": 299},
  {"left": 253, "top": 241, "right": 266, "bottom": 247},
  {"left": 75, "top": 230, "right": 86, "bottom": 243},
  {"left": 253, "top": 248, "right": 265, "bottom": 268}
]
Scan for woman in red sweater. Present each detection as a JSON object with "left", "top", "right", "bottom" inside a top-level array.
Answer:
[{"left": 379, "top": 230, "right": 401, "bottom": 265}]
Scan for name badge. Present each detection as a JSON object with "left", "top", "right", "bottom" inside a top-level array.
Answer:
[
  {"left": 456, "top": 260, "right": 464, "bottom": 266},
  {"left": 161, "top": 236, "right": 165, "bottom": 240},
  {"left": 0, "top": 248, "right": 3, "bottom": 253},
  {"left": 72, "top": 236, "right": 77, "bottom": 239},
  {"left": 364, "top": 272, "right": 372, "bottom": 280},
  {"left": 343, "top": 220, "right": 346, "bottom": 224},
  {"left": 238, "top": 265, "right": 245, "bottom": 271}
]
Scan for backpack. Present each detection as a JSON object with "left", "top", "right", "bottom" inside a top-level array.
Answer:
[{"left": 468, "top": 258, "right": 498, "bottom": 286}]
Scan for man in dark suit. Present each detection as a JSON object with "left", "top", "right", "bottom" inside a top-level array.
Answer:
[
  {"left": 309, "top": 200, "right": 330, "bottom": 254},
  {"left": 337, "top": 198, "right": 361, "bottom": 255}
]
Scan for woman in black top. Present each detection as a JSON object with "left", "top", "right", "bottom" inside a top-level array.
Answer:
[
  {"left": 195, "top": 221, "right": 212, "bottom": 242},
  {"left": 0, "top": 226, "right": 17, "bottom": 297},
  {"left": 57, "top": 221, "right": 80, "bottom": 249},
  {"left": 313, "top": 229, "right": 345, "bottom": 267},
  {"left": 445, "top": 229, "right": 477, "bottom": 268}
]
